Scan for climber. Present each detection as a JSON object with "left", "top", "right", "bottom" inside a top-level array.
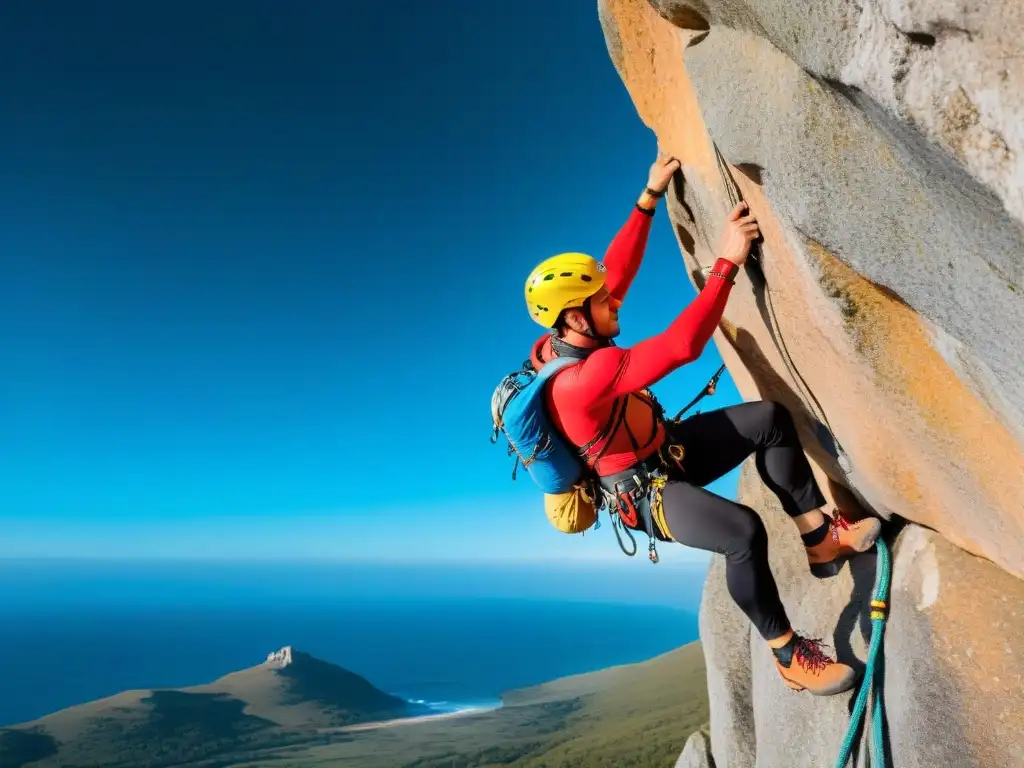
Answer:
[{"left": 523, "top": 152, "right": 882, "bottom": 697}]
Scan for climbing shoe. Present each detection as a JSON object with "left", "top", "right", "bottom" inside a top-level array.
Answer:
[
  {"left": 772, "top": 632, "right": 857, "bottom": 696},
  {"left": 804, "top": 510, "right": 881, "bottom": 579}
]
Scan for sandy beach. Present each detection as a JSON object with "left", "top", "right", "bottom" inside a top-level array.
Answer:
[{"left": 338, "top": 705, "right": 500, "bottom": 733}]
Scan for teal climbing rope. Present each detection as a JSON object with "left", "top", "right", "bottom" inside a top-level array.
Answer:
[{"left": 835, "top": 537, "right": 892, "bottom": 768}]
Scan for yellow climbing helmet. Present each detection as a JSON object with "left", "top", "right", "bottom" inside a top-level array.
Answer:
[{"left": 524, "top": 252, "right": 607, "bottom": 328}]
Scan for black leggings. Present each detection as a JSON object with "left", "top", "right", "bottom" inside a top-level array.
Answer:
[{"left": 657, "top": 400, "right": 826, "bottom": 641}]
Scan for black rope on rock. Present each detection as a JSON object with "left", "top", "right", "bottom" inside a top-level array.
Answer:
[{"left": 711, "top": 143, "right": 853, "bottom": 473}]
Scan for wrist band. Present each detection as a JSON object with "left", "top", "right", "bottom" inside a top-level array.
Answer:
[
  {"left": 645, "top": 186, "right": 665, "bottom": 198},
  {"left": 705, "top": 261, "right": 739, "bottom": 282},
  {"left": 637, "top": 190, "right": 659, "bottom": 211}
]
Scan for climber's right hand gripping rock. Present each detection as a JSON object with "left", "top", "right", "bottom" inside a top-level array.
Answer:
[{"left": 717, "top": 201, "right": 760, "bottom": 267}]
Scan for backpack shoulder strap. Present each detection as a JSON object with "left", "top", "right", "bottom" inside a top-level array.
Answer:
[{"left": 532, "top": 355, "right": 581, "bottom": 386}]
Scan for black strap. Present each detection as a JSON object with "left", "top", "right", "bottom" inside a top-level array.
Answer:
[
  {"left": 592, "top": 399, "right": 630, "bottom": 467},
  {"left": 621, "top": 407, "right": 642, "bottom": 452},
  {"left": 580, "top": 396, "right": 628, "bottom": 468},
  {"left": 580, "top": 388, "right": 670, "bottom": 476},
  {"left": 710, "top": 142, "right": 850, "bottom": 469},
  {"left": 630, "top": 390, "right": 664, "bottom": 453}
]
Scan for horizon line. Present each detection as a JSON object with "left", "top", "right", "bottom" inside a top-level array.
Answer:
[{"left": 0, "top": 554, "right": 711, "bottom": 569}]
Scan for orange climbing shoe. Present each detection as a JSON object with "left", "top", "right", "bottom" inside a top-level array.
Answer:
[
  {"left": 772, "top": 632, "right": 857, "bottom": 696},
  {"left": 805, "top": 510, "right": 882, "bottom": 579}
]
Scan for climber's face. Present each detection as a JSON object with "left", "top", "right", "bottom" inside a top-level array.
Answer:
[
  {"left": 586, "top": 287, "right": 622, "bottom": 338},
  {"left": 560, "top": 287, "right": 621, "bottom": 340}
]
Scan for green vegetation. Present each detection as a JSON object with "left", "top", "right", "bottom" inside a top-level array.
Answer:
[
  {"left": 75, "top": 690, "right": 283, "bottom": 767},
  {"left": 510, "top": 642, "right": 709, "bottom": 767},
  {"left": 1, "top": 642, "right": 709, "bottom": 768},
  {"left": 0, "top": 727, "right": 59, "bottom": 768}
]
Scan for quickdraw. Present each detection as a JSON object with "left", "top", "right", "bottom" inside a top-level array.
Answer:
[
  {"left": 672, "top": 364, "right": 726, "bottom": 420},
  {"left": 649, "top": 475, "right": 671, "bottom": 544}
]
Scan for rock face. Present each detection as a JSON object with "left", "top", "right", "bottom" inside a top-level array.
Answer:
[
  {"left": 597, "top": 1, "right": 1024, "bottom": 765},
  {"left": 597, "top": 0, "right": 1024, "bottom": 579}
]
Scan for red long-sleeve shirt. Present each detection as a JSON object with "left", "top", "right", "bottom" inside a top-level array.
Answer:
[{"left": 530, "top": 205, "right": 735, "bottom": 477}]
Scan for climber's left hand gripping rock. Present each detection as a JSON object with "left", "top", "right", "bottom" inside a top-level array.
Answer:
[{"left": 647, "top": 152, "right": 681, "bottom": 195}]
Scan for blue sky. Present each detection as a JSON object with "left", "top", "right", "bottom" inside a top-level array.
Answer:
[{"left": 0, "top": 1, "right": 742, "bottom": 564}]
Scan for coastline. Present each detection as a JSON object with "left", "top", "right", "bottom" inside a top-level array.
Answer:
[
  {"left": 337, "top": 703, "right": 501, "bottom": 733},
  {"left": 0, "top": 595, "right": 698, "bottom": 726}
]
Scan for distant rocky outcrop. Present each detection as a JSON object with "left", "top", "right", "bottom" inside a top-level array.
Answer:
[
  {"left": 597, "top": 1, "right": 1024, "bottom": 765},
  {"left": 265, "top": 645, "right": 294, "bottom": 667}
]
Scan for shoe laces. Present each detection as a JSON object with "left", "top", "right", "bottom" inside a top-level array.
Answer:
[
  {"left": 794, "top": 636, "right": 833, "bottom": 674},
  {"left": 830, "top": 510, "right": 850, "bottom": 543}
]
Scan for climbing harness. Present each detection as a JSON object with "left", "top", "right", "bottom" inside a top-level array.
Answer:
[
  {"left": 590, "top": 358, "right": 726, "bottom": 565},
  {"left": 595, "top": 411, "right": 694, "bottom": 565},
  {"left": 598, "top": 456, "right": 671, "bottom": 564},
  {"left": 835, "top": 537, "right": 892, "bottom": 768}
]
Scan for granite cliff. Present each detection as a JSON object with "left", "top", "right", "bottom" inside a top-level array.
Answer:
[{"left": 597, "top": 1, "right": 1024, "bottom": 765}]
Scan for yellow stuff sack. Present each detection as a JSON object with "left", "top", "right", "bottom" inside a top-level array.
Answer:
[{"left": 543, "top": 483, "right": 598, "bottom": 534}]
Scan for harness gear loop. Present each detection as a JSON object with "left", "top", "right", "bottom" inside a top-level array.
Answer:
[{"left": 615, "top": 490, "right": 639, "bottom": 527}]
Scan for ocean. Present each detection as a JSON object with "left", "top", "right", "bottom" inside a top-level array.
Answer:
[{"left": 0, "top": 559, "right": 706, "bottom": 727}]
